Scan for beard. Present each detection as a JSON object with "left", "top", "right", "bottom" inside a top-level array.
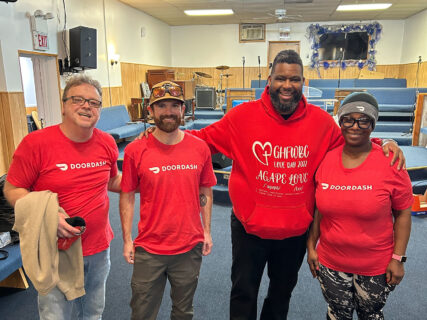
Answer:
[
  {"left": 269, "top": 86, "right": 302, "bottom": 115},
  {"left": 153, "top": 114, "right": 181, "bottom": 133}
]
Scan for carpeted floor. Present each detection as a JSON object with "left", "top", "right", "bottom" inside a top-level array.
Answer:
[{"left": 1, "top": 191, "right": 427, "bottom": 319}]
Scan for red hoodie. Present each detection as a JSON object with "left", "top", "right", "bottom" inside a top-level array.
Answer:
[{"left": 190, "top": 86, "right": 343, "bottom": 239}]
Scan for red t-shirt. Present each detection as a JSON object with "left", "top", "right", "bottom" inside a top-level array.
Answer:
[
  {"left": 121, "top": 132, "right": 217, "bottom": 255},
  {"left": 315, "top": 143, "right": 413, "bottom": 275},
  {"left": 7, "top": 125, "right": 119, "bottom": 256}
]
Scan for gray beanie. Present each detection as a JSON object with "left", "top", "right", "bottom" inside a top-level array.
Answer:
[{"left": 337, "top": 92, "right": 379, "bottom": 126}]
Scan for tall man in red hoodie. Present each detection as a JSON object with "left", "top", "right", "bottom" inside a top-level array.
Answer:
[{"left": 186, "top": 50, "right": 404, "bottom": 319}]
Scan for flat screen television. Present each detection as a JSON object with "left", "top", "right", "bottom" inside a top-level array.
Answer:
[{"left": 319, "top": 32, "right": 368, "bottom": 61}]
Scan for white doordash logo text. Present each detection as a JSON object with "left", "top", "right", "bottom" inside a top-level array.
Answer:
[
  {"left": 149, "top": 164, "right": 198, "bottom": 174},
  {"left": 56, "top": 161, "right": 107, "bottom": 171},
  {"left": 321, "top": 183, "right": 373, "bottom": 191}
]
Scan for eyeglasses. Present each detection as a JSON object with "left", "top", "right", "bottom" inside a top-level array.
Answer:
[
  {"left": 151, "top": 84, "right": 183, "bottom": 98},
  {"left": 340, "top": 116, "right": 373, "bottom": 129},
  {"left": 63, "top": 96, "right": 102, "bottom": 108}
]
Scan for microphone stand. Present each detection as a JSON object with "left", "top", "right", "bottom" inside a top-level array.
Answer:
[
  {"left": 258, "top": 56, "right": 261, "bottom": 88},
  {"left": 242, "top": 56, "right": 245, "bottom": 89},
  {"left": 337, "top": 48, "right": 343, "bottom": 88},
  {"left": 409, "top": 56, "right": 423, "bottom": 135},
  {"left": 416, "top": 56, "right": 422, "bottom": 95}
]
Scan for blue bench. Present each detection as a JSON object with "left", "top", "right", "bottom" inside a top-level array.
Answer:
[
  {"left": 96, "top": 105, "right": 146, "bottom": 140},
  {"left": 0, "top": 243, "right": 28, "bottom": 289},
  {"left": 312, "top": 88, "right": 417, "bottom": 108},
  {"left": 251, "top": 80, "right": 268, "bottom": 88},
  {"left": 355, "top": 78, "right": 407, "bottom": 88},
  {"left": 308, "top": 79, "right": 355, "bottom": 88},
  {"left": 308, "top": 78, "right": 407, "bottom": 88}
]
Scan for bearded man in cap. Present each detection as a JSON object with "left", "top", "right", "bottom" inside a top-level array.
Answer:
[{"left": 119, "top": 81, "right": 217, "bottom": 320}]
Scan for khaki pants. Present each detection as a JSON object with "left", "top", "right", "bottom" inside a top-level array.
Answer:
[{"left": 130, "top": 244, "right": 202, "bottom": 320}]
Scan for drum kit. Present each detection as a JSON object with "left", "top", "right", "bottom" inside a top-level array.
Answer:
[{"left": 193, "top": 65, "right": 233, "bottom": 108}]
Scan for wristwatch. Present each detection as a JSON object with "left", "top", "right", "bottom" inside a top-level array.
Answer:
[{"left": 392, "top": 253, "right": 407, "bottom": 263}]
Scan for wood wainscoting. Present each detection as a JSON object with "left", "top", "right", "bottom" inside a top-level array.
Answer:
[
  {"left": 116, "top": 62, "right": 427, "bottom": 110},
  {"left": 107, "top": 61, "right": 427, "bottom": 124},
  {"left": 303, "top": 61, "right": 427, "bottom": 87},
  {"left": 0, "top": 91, "right": 27, "bottom": 175},
  {"left": 398, "top": 61, "right": 427, "bottom": 88},
  {"left": 101, "top": 86, "right": 126, "bottom": 107},
  {"left": 120, "top": 62, "right": 168, "bottom": 108}
]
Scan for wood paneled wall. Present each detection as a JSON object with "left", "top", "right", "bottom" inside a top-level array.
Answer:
[
  {"left": 173, "top": 66, "right": 270, "bottom": 90},
  {"left": 0, "top": 92, "right": 27, "bottom": 175},
  {"left": 114, "top": 62, "right": 427, "bottom": 110},
  {"left": 398, "top": 62, "right": 427, "bottom": 88},
  {"left": 303, "top": 62, "right": 427, "bottom": 86},
  {"left": 101, "top": 86, "right": 126, "bottom": 107},
  {"left": 119, "top": 63, "right": 169, "bottom": 108}
]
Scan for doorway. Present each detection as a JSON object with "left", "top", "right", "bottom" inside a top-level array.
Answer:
[
  {"left": 267, "top": 41, "right": 300, "bottom": 68},
  {"left": 18, "top": 51, "right": 62, "bottom": 130}
]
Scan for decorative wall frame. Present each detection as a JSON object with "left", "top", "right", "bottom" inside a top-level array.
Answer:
[
  {"left": 307, "top": 22, "right": 383, "bottom": 73},
  {"left": 239, "top": 23, "right": 265, "bottom": 42}
]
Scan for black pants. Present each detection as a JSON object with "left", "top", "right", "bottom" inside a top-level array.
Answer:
[{"left": 230, "top": 212, "right": 307, "bottom": 320}]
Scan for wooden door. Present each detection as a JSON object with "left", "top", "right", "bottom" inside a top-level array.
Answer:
[{"left": 267, "top": 41, "right": 300, "bottom": 68}]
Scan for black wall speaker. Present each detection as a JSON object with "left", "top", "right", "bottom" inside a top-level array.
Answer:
[
  {"left": 69, "top": 26, "right": 97, "bottom": 69},
  {"left": 195, "top": 87, "right": 216, "bottom": 109}
]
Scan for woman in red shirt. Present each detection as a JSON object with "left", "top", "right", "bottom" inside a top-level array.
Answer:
[{"left": 307, "top": 92, "right": 413, "bottom": 320}]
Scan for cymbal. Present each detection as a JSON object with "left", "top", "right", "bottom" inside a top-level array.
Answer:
[
  {"left": 216, "top": 65, "right": 230, "bottom": 70},
  {"left": 223, "top": 73, "right": 233, "bottom": 77},
  {"left": 194, "top": 71, "right": 212, "bottom": 78}
]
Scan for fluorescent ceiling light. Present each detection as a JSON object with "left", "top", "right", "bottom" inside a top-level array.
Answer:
[
  {"left": 184, "top": 9, "right": 234, "bottom": 16},
  {"left": 337, "top": 3, "right": 392, "bottom": 11}
]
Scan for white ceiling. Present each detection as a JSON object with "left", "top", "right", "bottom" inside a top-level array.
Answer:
[{"left": 119, "top": 0, "right": 427, "bottom": 26}]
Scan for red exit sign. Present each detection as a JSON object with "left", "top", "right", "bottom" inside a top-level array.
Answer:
[
  {"left": 33, "top": 31, "right": 49, "bottom": 51},
  {"left": 38, "top": 34, "right": 47, "bottom": 48}
]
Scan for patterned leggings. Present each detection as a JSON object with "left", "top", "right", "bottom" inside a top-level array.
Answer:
[{"left": 317, "top": 263, "right": 395, "bottom": 320}]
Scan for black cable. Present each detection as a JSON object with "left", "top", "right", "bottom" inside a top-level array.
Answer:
[{"left": 62, "top": 0, "right": 69, "bottom": 62}]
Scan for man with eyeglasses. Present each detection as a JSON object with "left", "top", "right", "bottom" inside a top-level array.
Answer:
[
  {"left": 3, "top": 74, "right": 121, "bottom": 320},
  {"left": 120, "top": 80, "right": 217, "bottom": 320}
]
